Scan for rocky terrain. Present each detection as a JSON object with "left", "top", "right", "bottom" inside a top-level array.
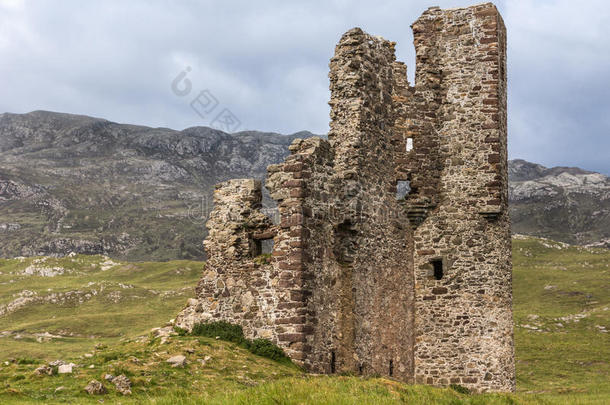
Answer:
[
  {"left": 0, "top": 111, "right": 607, "bottom": 260},
  {"left": 0, "top": 111, "right": 314, "bottom": 260},
  {"left": 509, "top": 159, "right": 610, "bottom": 248}
]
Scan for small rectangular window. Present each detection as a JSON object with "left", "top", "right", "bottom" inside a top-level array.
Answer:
[
  {"left": 406, "top": 138, "right": 413, "bottom": 152},
  {"left": 261, "top": 238, "right": 274, "bottom": 254},
  {"left": 431, "top": 259, "right": 443, "bottom": 280}
]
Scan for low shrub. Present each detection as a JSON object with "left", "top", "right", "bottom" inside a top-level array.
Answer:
[
  {"left": 191, "top": 321, "right": 245, "bottom": 345},
  {"left": 449, "top": 384, "right": 470, "bottom": 395},
  {"left": 191, "top": 321, "right": 290, "bottom": 364},
  {"left": 246, "top": 339, "right": 289, "bottom": 362},
  {"left": 16, "top": 357, "right": 37, "bottom": 365},
  {"left": 173, "top": 326, "right": 188, "bottom": 336}
]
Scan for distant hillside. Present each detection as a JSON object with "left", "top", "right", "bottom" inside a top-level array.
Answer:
[
  {"left": 1, "top": 111, "right": 608, "bottom": 260},
  {"left": 0, "top": 111, "right": 316, "bottom": 260},
  {"left": 509, "top": 159, "right": 610, "bottom": 248}
]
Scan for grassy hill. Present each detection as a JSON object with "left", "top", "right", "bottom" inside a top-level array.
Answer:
[{"left": 0, "top": 237, "right": 607, "bottom": 403}]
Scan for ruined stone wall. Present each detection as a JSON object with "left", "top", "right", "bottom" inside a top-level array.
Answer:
[
  {"left": 323, "top": 28, "right": 415, "bottom": 380},
  {"left": 176, "top": 179, "right": 281, "bottom": 340},
  {"left": 405, "top": 4, "right": 515, "bottom": 392},
  {"left": 177, "top": 2, "right": 514, "bottom": 393}
]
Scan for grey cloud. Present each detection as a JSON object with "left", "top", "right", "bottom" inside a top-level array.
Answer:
[{"left": 0, "top": 0, "right": 608, "bottom": 174}]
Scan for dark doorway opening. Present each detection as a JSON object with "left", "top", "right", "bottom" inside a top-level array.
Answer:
[{"left": 330, "top": 351, "right": 336, "bottom": 373}]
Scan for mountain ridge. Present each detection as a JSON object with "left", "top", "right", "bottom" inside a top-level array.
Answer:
[{"left": 1, "top": 111, "right": 607, "bottom": 259}]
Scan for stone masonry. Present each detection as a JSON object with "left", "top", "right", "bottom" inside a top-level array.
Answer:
[{"left": 176, "top": 3, "right": 515, "bottom": 392}]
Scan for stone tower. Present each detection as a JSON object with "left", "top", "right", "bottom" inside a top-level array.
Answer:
[{"left": 176, "top": 2, "right": 515, "bottom": 392}]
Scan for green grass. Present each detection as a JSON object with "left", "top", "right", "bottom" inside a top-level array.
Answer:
[
  {"left": 0, "top": 237, "right": 607, "bottom": 403},
  {"left": 512, "top": 237, "right": 609, "bottom": 397},
  {"left": 0, "top": 255, "right": 202, "bottom": 359}
]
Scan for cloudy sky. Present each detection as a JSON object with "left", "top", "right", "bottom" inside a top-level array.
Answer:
[{"left": 1, "top": 0, "right": 609, "bottom": 174}]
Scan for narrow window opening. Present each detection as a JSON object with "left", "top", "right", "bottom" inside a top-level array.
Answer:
[
  {"left": 406, "top": 137, "right": 413, "bottom": 152},
  {"left": 333, "top": 221, "right": 358, "bottom": 264},
  {"left": 431, "top": 259, "right": 443, "bottom": 280},
  {"left": 396, "top": 180, "right": 411, "bottom": 200},
  {"left": 252, "top": 239, "right": 262, "bottom": 257},
  {"left": 389, "top": 359, "right": 394, "bottom": 377},
  {"left": 330, "top": 351, "right": 336, "bottom": 373},
  {"left": 260, "top": 238, "right": 274, "bottom": 255},
  {"left": 358, "top": 364, "right": 363, "bottom": 375}
]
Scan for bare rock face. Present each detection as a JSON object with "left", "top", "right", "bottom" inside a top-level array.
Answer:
[
  {"left": 84, "top": 380, "right": 107, "bottom": 395},
  {"left": 508, "top": 159, "right": 610, "bottom": 247},
  {"left": 0, "top": 110, "right": 317, "bottom": 260},
  {"left": 178, "top": 3, "right": 514, "bottom": 393}
]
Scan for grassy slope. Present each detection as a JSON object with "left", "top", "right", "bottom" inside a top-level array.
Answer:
[
  {"left": 0, "top": 255, "right": 202, "bottom": 359},
  {"left": 0, "top": 237, "right": 607, "bottom": 403},
  {"left": 512, "top": 237, "right": 609, "bottom": 396}
]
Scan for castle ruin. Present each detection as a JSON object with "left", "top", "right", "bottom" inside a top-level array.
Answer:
[{"left": 176, "top": 2, "right": 515, "bottom": 392}]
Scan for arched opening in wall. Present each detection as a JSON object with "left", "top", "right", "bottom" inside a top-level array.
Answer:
[
  {"left": 431, "top": 259, "right": 443, "bottom": 280},
  {"left": 330, "top": 351, "right": 336, "bottom": 373},
  {"left": 333, "top": 220, "right": 358, "bottom": 265}
]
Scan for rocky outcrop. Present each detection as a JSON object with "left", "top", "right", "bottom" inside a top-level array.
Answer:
[
  {"left": 0, "top": 110, "right": 317, "bottom": 260},
  {"left": 508, "top": 159, "right": 610, "bottom": 247}
]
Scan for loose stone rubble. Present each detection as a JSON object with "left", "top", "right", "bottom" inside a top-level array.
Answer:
[
  {"left": 84, "top": 380, "right": 107, "bottom": 395},
  {"left": 112, "top": 374, "right": 132, "bottom": 395},
  {"left": 177, "top": 2, "right": 514, "bottom": 393}
]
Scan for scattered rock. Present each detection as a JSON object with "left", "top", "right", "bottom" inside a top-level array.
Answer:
[
  {"left": 150, "top": 326, "right": 175, "bottom": 344},
  {"left": 49, "top": 360, "right": 65, "bottom": 367},
  {"left": 166, "top": 355, "right": 187, "bottom": 368},
  {"left": 112, "top": 374, "right": 132, "bottom": 395},
  {"left": 88, "top": 364, "right": 95, "bottom": 369},
  {"left": 84, "top": 353, "right": 93, "bottom": 358},
  {"left": 54, "top": 386, "right": 65, "bottom": 392},
  {"left": 204, "top": 355, "right": 211, "bottom": 362},
  {"left": 185, "top": 348, "right": 195, "bottom": 354},
  {"left": 84, "top": 380, "right": 107, "bottom": 395},
  {"left": 34, "top": 365, "right": 53, "bottom": 376},
  {"left": 58, "top": 364, "right": 73, "bottom": 374},
  {"left": 103, "top": 373, "right": 115, "bottom": 381}
]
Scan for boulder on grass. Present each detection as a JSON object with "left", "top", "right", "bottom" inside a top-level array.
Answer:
[
  {"left": 112, "top": 374, "right": 132, "bottom": 395},
  {"left": 166, "top": 355, "right": 187, "bottom": 368},
  {"left": 84, "top": 380, "right": 107, "bottom": 395}
]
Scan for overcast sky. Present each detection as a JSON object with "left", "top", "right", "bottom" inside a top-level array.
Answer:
[{"left": 1, "top": 0, "right": 608, "bottom": 174}]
